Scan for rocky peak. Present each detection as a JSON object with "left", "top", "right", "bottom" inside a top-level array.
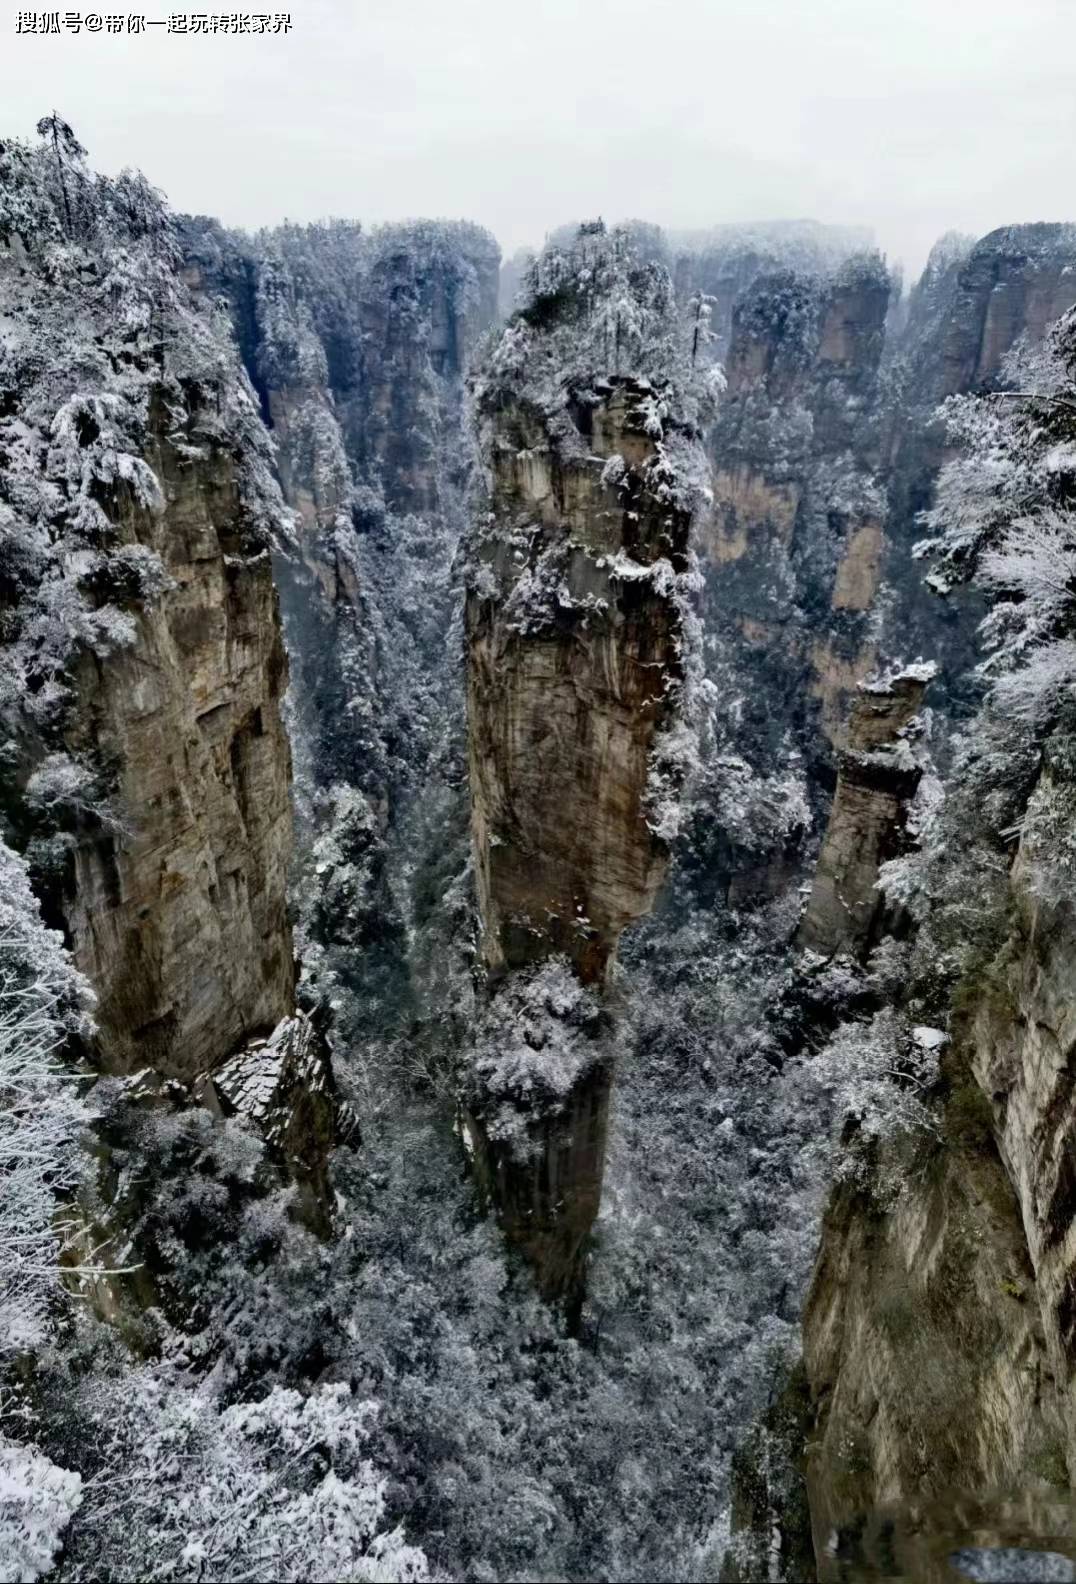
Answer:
[
  {"left": 467, "top": 369, "right": 695, "bottom": 987},
  {"left": 462, "top": 225, "right": 710, "bottom": 1306},
  {"left": 939, "top": 222, "right": 1076, "bottom": 396},
  {"left": 0, "top": 147, "right": 297, "bottom": 1083},
  {"left": 0, "top": 131, "right": 356, "bottom": 1293}
]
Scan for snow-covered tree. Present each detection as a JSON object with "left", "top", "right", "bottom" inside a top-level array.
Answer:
[
  {"left": 803, "top": 1009, "right": 941, "bottom": 1195},
  {"left": 474, "top": 219, "right": 723, "bottom": 440},
  {"left": 0, "top": 1437, "right": 83, "bottom": 1584},
  {"left": 61, "top": 1374, "right": 428, "bottom": 1583},
  {"left": 0, "top": 838, "right": 93, "bottom": 1356},
  {"left": 0, "top": 838, "right": 94, "bottom": 1584}
]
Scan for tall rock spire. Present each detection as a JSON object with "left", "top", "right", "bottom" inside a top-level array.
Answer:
[{"left": 462, "top": 224, "right": 712, "bottom": 1312}]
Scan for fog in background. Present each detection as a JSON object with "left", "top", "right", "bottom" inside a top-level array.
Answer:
[{"left": 2, "top": 0, "right": 1074, "bottom": 281}]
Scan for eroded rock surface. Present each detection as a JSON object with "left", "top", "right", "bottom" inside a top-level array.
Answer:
[
  {"left": 198, "top": 1011, "right": 357, "bottom": 1231},
  {"left": 467, "top": 375, "right": 692, "bottom": 989},
  {"left": 463, "top": 230, "right": 709, "bottom": 1306},
  {"left": 59, "top": 391, "right": 295, "bottom": 1079},
  {"left": 797, "top": 663, "right": 935, "bottom": 959},
  {"left": 0, "top": 145, "right": 353, "bottom": 1283}
]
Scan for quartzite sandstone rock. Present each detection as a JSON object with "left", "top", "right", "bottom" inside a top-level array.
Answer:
[
  {"left": 465, "top": 327, "right": 704, "bottom": 1305},
  {"left": 61, "top": 390, "right": 295, "bottom": 1080}
]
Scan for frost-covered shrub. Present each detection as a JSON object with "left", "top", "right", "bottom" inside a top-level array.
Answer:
[
  {"left": 0, "top": 837, "right": 93, "bottom": 1355},
  {"left": 78, "top": 1072, "right": 345, "bottom": 1380},
  {"left": 804, "top": 1008, "right": 941, "bottom": 1193},
  {"left": 0, "top": 1436, "right": 83, "bottom": 1584},
  {"left": 24, "top": 751, "right": 126, "bottom": 836},
  {"left": 62, "top": 1372, "right": 428, "bottom": 1583},
  {"left": 77, "top": 542, "right": 172, "bottom": 607},
  {"left": 464, "top": 959, "right": 608, "bottom": 1152},
  {"left": 706, "top": 752, "right": 812, "bottom": 856}
]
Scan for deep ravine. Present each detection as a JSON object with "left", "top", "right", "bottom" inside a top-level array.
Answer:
[{"left": 6, "top": 115, "right": 1076, "bottom": 1584}]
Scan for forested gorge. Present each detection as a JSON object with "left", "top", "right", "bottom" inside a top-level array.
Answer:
[{"left": 5, "top": 116, "right": 1076, "bottom": 1582}]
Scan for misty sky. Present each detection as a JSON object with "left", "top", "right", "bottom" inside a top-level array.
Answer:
[{"left": 2, "top": 0, "right": 1074, "bottom": 280}]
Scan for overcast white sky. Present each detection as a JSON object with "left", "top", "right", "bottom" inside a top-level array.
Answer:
[{"left": 2, "top": 0, "right": 1074, "bottom": 279}]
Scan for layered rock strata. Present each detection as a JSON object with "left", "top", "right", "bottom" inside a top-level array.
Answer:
[{"left": 466, "top": 374, "right": 692, "bottom": 990}]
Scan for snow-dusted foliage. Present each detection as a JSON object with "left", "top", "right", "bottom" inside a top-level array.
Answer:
[
  {"left": 472, "top": 219, "right": 723, "bottom": 469},
  {"left": 705, "top": 752, "right": 812, "bottom": 856},
  {"left": 918, "top": 312, "right": 1076, "bottom": 602},
  {"left": 0, "top": 836, "right": 94, "bottom": 1584},
  {"left": 464, "top": 959, "right": 608, "bottom": 1150},
  {"left": 0, "top": 1436, "right": 82, "bottom": 1584},
  {"left": 804, "top": 1008, "right": 941, "bottom": 1194},
  {"left": 12, "top": 117, "right": 1047, "bottom": 1584},
  {"left": 60, "top": 1372, "right": 428, "bottom": 1583},
  {"left": 0, "top": 837, "right": 92, "bottom": 1356},
  {"left": 906, "top": 307, "right": 1076, "bottom": 907}
]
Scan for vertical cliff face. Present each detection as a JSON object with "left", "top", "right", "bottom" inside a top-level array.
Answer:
[
  {"left": 696, "top": 222, "right": 1076, "bottom": 776},
  {"left": 800, "top": 808, "right": 1076, "bottom": 1579},
  {"left": 0, "top": 145, "right": 299, "bottom": 1087},
  {"left": 57, "top": 391, "right": 295, "bottom": 1079},
  {"left": 467, "top": 374, "right": 691, "bottom": 988},
  {"left": 699, "top": 255, "right": 892, "bottom": 806},
  {"left": 678, "top": 223, "right": 1076, "bottom": 922},
  {"left": 799, "top": 306, "right": 1076, "bottom": 1577},
  {"left": 878, "top": 224, "right": 1076, "bottom": 717},
  {"left": 344, "top": 224, "right": 500, "bottom": 513},
  {"left": 935, "top": 224, "right": 1076, "bottom": 396},
  {"left": 463, "top": 227, "right": 709, "bottom": 1305},
  {"left": 797, "top": 664, "right": 934, "bottom": 959},
  {"left": 969, "top": 773, "right": 1076, "bottom": 1460}
]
